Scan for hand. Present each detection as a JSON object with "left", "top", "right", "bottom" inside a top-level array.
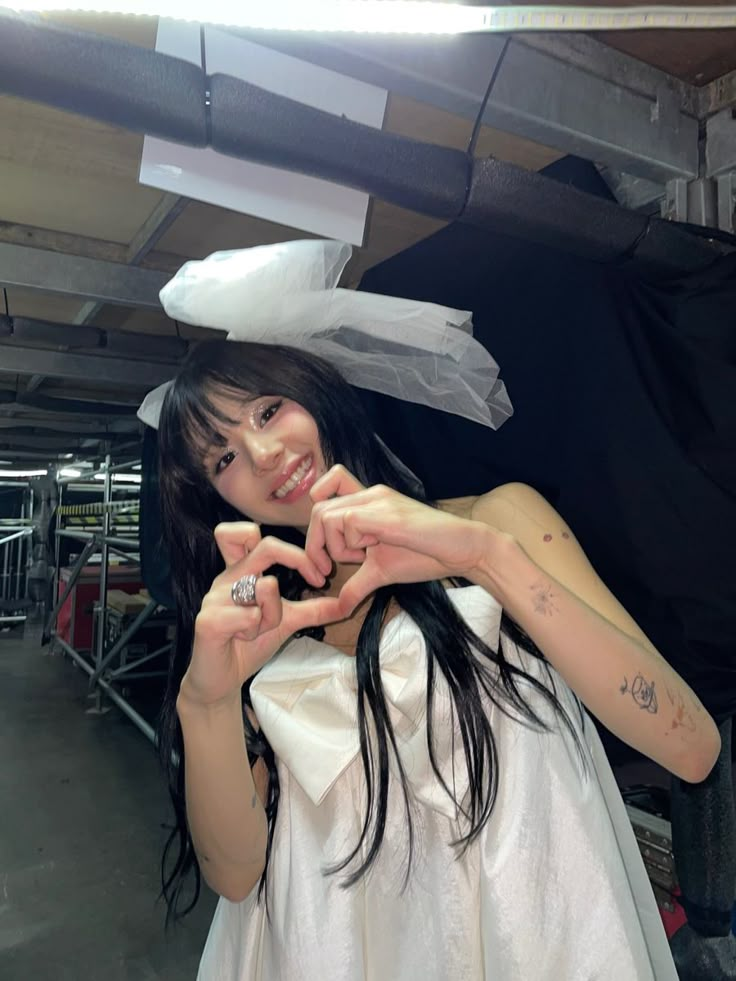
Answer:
[
  {"left": 181, "top": 523, "right": 344, "bottom": 709},
  {"left": 305, "top": 466, "right": 501, "bottom": 617}
]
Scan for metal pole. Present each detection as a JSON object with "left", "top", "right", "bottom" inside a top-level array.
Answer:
[
  {"left": 15, "top": 497, "right": 24, "bottom": 600},
  {"left": 27, "top": 484, "right": 34, "bottom": 605},
  {"left": 109, "top": 642, "right": 172, "bottom": 679},
  {"left": 8, "top": 521, "right": 15, "bottom": 601},
  {"left": 90, "top": 598, "right": 158, "bottom": 684},
  {"left": 2, "top": 534, "right": 9, "bottom": 601},
  {"left": 56, "top": 530, "right": 138, "bottom": 551},
  {"left": 93, "top": 454, "right": 112, "bottom": 689},
  {"left": 0, "top": 529, "right": 32, "bottom": 548},
  {"left": 52, "top": 635, "right": 156, "bottom": 745},
  {"left": 51, "top": 480, "right": 63, "bottom": 614},
  {"left": 42, "top": 536, "right": 97, "bottom": 641}
]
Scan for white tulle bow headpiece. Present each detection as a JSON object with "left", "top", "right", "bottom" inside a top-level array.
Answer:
[{"left": 137, "top": 239, "right": 513, "bottom": 431}]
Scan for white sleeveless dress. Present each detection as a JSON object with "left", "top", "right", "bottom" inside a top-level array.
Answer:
[{"left": 197, "top": 586, "right": 678, "bottom": 980}]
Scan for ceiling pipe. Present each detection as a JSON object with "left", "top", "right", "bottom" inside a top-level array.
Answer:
[
  {"left": 0, "top": 12, "right": 728, "bottom": 280},
  {"left": 13, "top": 392, "right": 140, "bottom": 416},
  {"left": 0, "top": 316, "right": 189, "bottom": 361}
]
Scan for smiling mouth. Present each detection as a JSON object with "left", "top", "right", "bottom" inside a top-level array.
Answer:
[{"left": 272, "top": 455, "right": 314, "bottom": 500}]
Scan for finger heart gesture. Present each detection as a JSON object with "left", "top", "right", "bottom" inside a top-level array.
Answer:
[
  {"left": 186, "top": 524, "right": 345, "bottom": 707},
  {"left": 306, "top": 465, "right": 485, "bottom": 616}
]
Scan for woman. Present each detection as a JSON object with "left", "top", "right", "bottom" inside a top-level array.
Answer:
[{"left": 145, "top": 245, "right": 719, "bottom": 980}]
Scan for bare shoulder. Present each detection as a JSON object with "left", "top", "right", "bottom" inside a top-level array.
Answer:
[
  {"left": 438, "top": 484, "right": 566, "bottom": 538},
  {"left": 467, "top": 482, "right": 569, "bottom": 540}
]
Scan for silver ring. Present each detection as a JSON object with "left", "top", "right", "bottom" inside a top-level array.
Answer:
[{"left": 231, "top": 574, "right": 259, "bottom": 607}]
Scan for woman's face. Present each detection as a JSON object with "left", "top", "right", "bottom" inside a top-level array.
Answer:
[{"left": 200, "top": 391, "right": 327, "bottom": 530}]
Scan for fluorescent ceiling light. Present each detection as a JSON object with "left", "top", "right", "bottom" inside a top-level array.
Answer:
[
  {"left": 0, "top": 469, "right": 48, "bottom": 477},
  {"left": 59, "top": 467, "right": 82, "bottom": 478},
  {"left": 8, "top": 3, "right": 736, "bottom": 33},
  {"left": 9, "top": 1, "right": 483, "bottom": 33},
  {"left": 94, "top": 473, "right": 142, "bottom": 483}
]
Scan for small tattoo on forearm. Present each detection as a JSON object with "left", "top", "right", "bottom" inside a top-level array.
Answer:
[
  {"left": 620, "top": 674, "right": 658, "bottom": 714},
  {"left": 663, "top": 681, "right": 699, "bottom": 738},
  {"left": 530, "top": 582, "right": 559, "bottom": 616}
]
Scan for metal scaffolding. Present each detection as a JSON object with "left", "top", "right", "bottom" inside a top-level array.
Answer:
[
  {"left": 45, "top": 458, "right": 171, "bottom": 745},
  {"left": 0, "top": 482, "right": 33, "bottom": 625}
]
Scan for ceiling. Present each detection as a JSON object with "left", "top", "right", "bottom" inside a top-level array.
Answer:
[{"left": 0, "top": 6, "right": 734, "bottom": 473}]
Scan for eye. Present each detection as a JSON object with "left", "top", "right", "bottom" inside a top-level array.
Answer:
[
  {"left": 214, "top": 449, "right": 236, "bottom": 476},
  {"left": 259, "top": 399, "right": 283, "bottom": 427}
]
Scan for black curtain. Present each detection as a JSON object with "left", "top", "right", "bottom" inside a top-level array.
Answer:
[{"left": 357, "top": 160, "right": 736, "bottom": 744}]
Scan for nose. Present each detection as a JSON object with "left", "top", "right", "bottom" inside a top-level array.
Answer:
[{"left": 243, "top": 431, "right": 284, "bottom": 475}]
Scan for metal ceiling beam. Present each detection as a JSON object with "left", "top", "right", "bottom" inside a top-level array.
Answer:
[
  {"left": 12, "top": 392, "right": 139, "bottom": 415},
  {"left": 705, "top": 108, "right": 736, "bottom": 178},
  {"left": 0, "top": 243, "right": 168, "bottom": 308},
  {"left": 0, "top": 450, "right": 81, "bottom": 462},
  {"left": 0, "top": 426, "right": 132, "bottom": 440},
  {"left": 3, "top": 316, "right": 189, "bottom": 360},
  {"left": 0, "top": 220, "right": 183, "bottom": 271},
  {"left": 698, "top": 69, "right": 736, "bottom": 119},
  {"left": 256, "top": 32, "right": 700, "bottom": 183},
  {"left": 0, "top": 432, "right": 123, "bottom": 449},
  {"left": 516, "top": 33, "right": 700, "bottom": 118},
  {"left": 0, "top": 344, "right": 176, "bottom": 387},
  {"left": 74, "top": 192, "right": 186, "bottom": 325},
  {"left": 0, "top": 417, "right": 137, "bottom": 433}
]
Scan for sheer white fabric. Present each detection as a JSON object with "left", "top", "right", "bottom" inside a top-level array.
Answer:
[
  {"left": 138, "top": 240, "right": 513, "bottom": 431},
  {"left": 198, "top": 586, "right": 677, "bottom": 981}
]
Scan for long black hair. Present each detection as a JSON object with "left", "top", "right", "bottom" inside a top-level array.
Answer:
[{"left": 156, "top": 339, "right": 582, "bottom": 922}]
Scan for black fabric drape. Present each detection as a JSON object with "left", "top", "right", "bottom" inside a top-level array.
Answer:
[{"left": 357, "top": 178, "right": 736, "bottom": 733}]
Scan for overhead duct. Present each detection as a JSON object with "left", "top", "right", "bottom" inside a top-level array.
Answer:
[
  {"left": 0, "top": 316, "right": 189, "bottom": 361},
  {"left": 14, "top": 392, "right": 140, "bottom": 416},
  {"left": 0, "top": 428, "right": 134, "bottom": 443},
  {"left": 0, "top": 13, "right": 728, "bottom": 278}
]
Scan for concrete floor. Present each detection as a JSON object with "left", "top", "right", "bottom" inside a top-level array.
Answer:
[{"left": 0, "top": 624, "right": 217, "bottom": 981}]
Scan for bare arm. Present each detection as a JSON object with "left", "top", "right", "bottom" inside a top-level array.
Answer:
[
  {"left": 178, "top": 688, "right": 268, "bottom": 902},
  {"left": 468, "top": 483, "right": 720, "bottom": 783},
  {"left": 174, "top": 524, "right": 340, "bottom": 902}
]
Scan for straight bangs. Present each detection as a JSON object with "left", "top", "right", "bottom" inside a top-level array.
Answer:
[
  {"left": 157, "top": 341, "right": 354, "bottom": 491},
  {"left": 158, "top": 369, "right": 261, "bottom": 486}
]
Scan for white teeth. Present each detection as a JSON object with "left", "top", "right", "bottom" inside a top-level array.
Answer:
[{"left": 274, "top": 456, "right": 312, "bottom": 499}]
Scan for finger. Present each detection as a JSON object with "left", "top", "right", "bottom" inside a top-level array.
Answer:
[
  {"left": 218, "top": 575, "right": 285, "bottom": 643},
  {"left": 304, "top": 501, "right": 333, "bottom": 575},
  {"left": 226, "top": 537, "right": 327, "bottom": 588},
  {"left": 282, "top": 595, "right": 345, "bottom": 636},
  {"left": 337, "top": 509, "right": 380, "bottom": 550},
  {"left": 197, "top": 604, "right": 263, "bottom": 643},
  {"left": 335, "top": 565, "right": 384, "bottom": 619},
  {"left": 305, "top": 495, "right": 376, "bottom": 572},
  {"left": 309, "top": 464, "right": 365, "bottom": 504},
  {"left": 252, "top": 576, "right": 283, "bottom": 635},
  {"left": 214, "top": 522, "right": 262, "bottom": 568},
  {"left": 320, "top": 509, "right": 368, "bottom": 565}
]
